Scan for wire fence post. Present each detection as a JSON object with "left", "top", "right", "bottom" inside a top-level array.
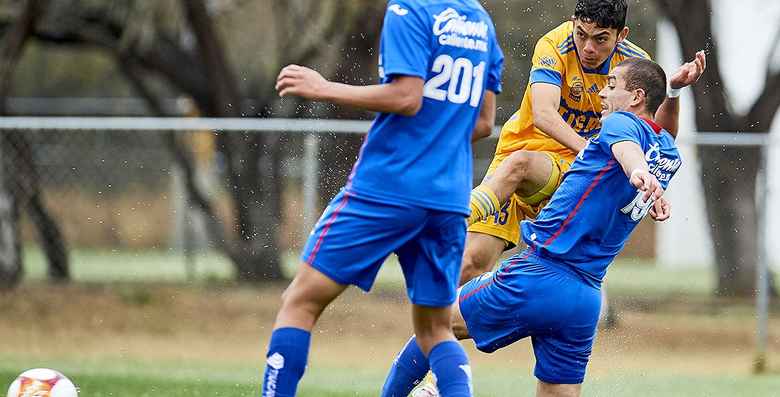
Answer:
[
  {"left": 754, "top": 140, "right": 770, "bottom": 374},
  {"left": 302, "top": 132, "right": 320, "bottom": 237},
  {"left": 182, "top": 191, "right": 196, "bottom": 283}
]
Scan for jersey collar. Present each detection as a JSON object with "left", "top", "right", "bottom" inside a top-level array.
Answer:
[{"left": 640, "top": 117, "right": 663, "bottom": 135}]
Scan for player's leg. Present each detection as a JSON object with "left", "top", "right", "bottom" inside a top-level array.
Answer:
[
  {"left": 468, "top": 150, "right": 554, "bottom": 226},
  {"left": 462, "top": 151, "right": 564, "bottom": 283},
  {"left": 450, "top": 288, "right": 471, "bottom": 340},
  {"left": 381, "top": 334, "right": 431, "bottom": 397},
  {"left": 264, "top": 190, "right": 424, "bottom": 397},
  {"left": 262, "top": 263, "right": 347, "bottom": 397},
  {"left": 536, "top": 381, "right": 581, "bottom": 397},
  {"left": 272, "top": 263, "right": 347, "bottom": 330},
  {"left": 394, "top": 212, "right": 472, "bottom": 397},
  {"left": 380, "top": 294, "right": 473, "bottom": 397},
  {"left": 459, "top": 231, "right": 506, "bottom": 285},
  {"left": 529, "top": 268, "right": 601, "bottom": 397},
  {"left": 413, "top": 304, "right": 472, "bottom": 397}
]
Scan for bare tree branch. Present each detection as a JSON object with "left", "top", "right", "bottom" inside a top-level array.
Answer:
[
  {"left": 181, "top": 0, "right": 241, "bottom": 116},
  {"left": 743, "top": 70, "right": 780, "bottom": 132},
  {"left": 654, "top": 0, "right": 736, "bottom": 131},
  {"left": 0, "top": 0, "right": 44, "bottom": 111}
]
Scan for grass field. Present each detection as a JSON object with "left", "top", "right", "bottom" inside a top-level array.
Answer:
[{"left": 2, "top": 248, "right": 779, "bottom": 396}]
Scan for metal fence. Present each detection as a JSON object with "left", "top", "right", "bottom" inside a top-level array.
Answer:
[{"left": 0, "top": 117, "right": 773, "bottom": 371}]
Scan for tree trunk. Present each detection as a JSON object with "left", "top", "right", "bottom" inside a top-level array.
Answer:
[
  {"left": 183, "top": 0, "right": 285, "bottom": 281},
  {"left": 223, "top": 132, "right": 284, "bottom": 281},
  {"left": 0, "top": 0, "right": 69, "bottom": 286},
  {"left": 699, "top": 146, "right": 761, "bottom": 296},
  {"left": 27, "top": 193, "right": 68, "bottom": 279},
  {"left": 654, "top": 0, "right": 779, "bottom": 297},
  {"left": 0, "top": 138, "right": 21, "bottom": 287}
]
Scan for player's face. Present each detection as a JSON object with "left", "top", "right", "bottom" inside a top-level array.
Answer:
[
  {"left": 599, "top": 66, "right": 634, "bottom": 117},
  {"left": 572, "top": 18, "right": 628, "bottom": 69}
]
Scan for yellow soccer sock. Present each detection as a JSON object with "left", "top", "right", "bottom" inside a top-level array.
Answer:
[{"left": 467, "top": 184, "right": 500, "bottom": 226}]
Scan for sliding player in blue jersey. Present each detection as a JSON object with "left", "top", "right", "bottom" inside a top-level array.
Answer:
[
  {"left": 262, "top": 1, "right": 504, "bottom": 396},
  {"left": 382, "top": 58, "right": 679, "bottom": 397}
]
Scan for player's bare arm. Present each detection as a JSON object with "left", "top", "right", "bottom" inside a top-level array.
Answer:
[
  {"left": 276, "top": 64, "right": 424, "bottom": 116},
  {"left": 472, "top": 90, "right": 497, "bottom": 142},
  {"left": 611, "top": 140, "right": 664, "bottom": 201},
  {"left": 654, "top": 51, "right": 707, "bottom": 138},
  {"left": 531, "top": 82, "right": 589, "bottom": 153}
]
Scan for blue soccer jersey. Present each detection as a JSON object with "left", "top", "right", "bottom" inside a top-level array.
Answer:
[
  {"left": 521, "top": 111, "right": 682, "bottom": 286},
  {"left": 346, "top": 0, "right": 504, "bottom": 215}
]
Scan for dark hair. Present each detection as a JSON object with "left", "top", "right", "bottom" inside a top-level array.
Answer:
[
  {"left": 617, "top": 58, "right": 667, "bottom": 115},
  {"left": 574, "top": 0, "right": 628, "bottom": 30}
]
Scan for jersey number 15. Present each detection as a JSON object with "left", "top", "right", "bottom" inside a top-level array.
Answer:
[
  {"left": 620, "top": 190, "right": 655, "bottom": 222},
  {"left": 423, "top": 55, "right": 485, "bottom": 107}
]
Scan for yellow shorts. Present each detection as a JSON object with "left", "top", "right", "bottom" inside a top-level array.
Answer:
[{"left": 468, "top": 151, "right": 572, "bottom": 247}]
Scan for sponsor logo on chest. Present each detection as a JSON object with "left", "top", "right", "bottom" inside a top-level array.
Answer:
[{"left": 432, "top": 8, "right": 489, "bottom": 52}]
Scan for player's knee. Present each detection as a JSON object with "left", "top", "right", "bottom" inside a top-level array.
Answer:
[
  {"left": 460, "top": 248, "right": 493, "bottom": 284},
  {"left": 502, "top": 150, "right": 535, "bottom": 183},
  {"left": 536, "top": 381, "right": 581, "bottom": 397},
  {"left": 278, "top": 285, "right": 325, "bottom": 323},
  {"left": 414, "top": 328, "right": 454, "bottom": 355}
]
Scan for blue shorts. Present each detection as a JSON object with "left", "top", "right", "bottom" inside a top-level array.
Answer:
[
  {"left": 459, "top": 250, "right": 601, "bottom": 384},
  {"left": 301, "top": 189, "right": 467, "bottom": 307}
]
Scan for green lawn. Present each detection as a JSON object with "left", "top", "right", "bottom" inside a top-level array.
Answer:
[
  {"left": 3, "top": 365, "right": 780, "bottom": 397},
  {"left": 8, "top": 247, "right": 779, "bottom": 396}
]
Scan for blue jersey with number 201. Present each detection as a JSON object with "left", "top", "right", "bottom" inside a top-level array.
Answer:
[{"left": 346, "top": 0, "right": 504, "bottom": 215}]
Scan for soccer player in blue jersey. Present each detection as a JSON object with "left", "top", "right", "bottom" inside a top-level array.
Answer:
[
  {"left": 461, "top": 0, "right": 704, "bottom": 288},
  {"left": 262, "top": 1, "right": 504, "bottom": 396},
  {"left": 382, "top": 57, "right": 680, "bottom": 397}
]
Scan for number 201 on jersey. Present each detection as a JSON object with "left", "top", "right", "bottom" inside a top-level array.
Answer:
[{"left": 423, "top": 55, "right": 486, "bottom": 107}]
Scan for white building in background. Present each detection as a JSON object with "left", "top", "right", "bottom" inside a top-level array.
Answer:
[{"left": 655, "top": 0, "right": 780, "bottom": 269}]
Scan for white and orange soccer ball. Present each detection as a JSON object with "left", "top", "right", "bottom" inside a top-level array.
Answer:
[{"left": 6, "top": 368, "right": 78, "bottom": 397}]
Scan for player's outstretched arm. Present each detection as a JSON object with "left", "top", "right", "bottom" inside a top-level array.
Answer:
[
  {"left": 471, "top": 90, "right": 497, "bottom": 142},
  {"left": 611, "top": 140, "right": 664, "bottom": 201},
  {"left": 276, "top": 64, "right": 424, "bottom": 116},
  {"left": 531, "top": 82, "right": 588, "bottom": 152},
  {"left": 654, "top": 51, "right": 707, "bottom": 138}
]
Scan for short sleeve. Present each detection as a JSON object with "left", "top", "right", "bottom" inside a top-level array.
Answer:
[
  {"left": 380, "top": 1, "right": 431, "bottom": 79},
  {"left": 529, "top": 37, "right": 565, "bottom": 87},
  {"left": 597, "top": 112, "right": 643, "bottom": 154},
  {"left": 487, "top": 33, "right": 504, "bottom": 93}
]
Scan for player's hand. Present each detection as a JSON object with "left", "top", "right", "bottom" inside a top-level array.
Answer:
[
  {"left": 629, "top": 169, "right": 664, "bottom": 201},
  {"left": 276, "top": 64, "right": 331, "bottom": 100},
  {"left": 649, "top": 196, "right": 671, "bottom": 222},
  {"left": 669, "top": 50, "right": 706, "bottom": 89}
]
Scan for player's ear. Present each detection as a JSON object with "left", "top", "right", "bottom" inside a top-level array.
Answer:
[
  {"left": 617, "top": 27, "right": 629, "bottom": 43},
  {"left": 632, "top": 88, "right": 645, "bottom": 108}
]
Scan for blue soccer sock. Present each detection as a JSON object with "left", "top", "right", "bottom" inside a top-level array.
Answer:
[
  {"left": 261, "top": 327, "right": 311, "bottom": 397},
  {"left": 429, "top": 341, "right": 472, "bottom": 397},
  {"left": 381, "top": 335, "right": 430, "bottom": 397}
]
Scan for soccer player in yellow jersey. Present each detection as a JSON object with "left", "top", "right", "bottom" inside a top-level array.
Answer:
[{"left": 463, "top": 0, "right": 706, "bottom": 283}]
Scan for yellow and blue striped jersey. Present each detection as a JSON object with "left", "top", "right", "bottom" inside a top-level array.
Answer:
[{"left": 492, "top": 21, "right": 651, "bottom": 166}]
